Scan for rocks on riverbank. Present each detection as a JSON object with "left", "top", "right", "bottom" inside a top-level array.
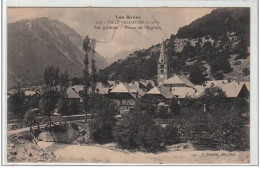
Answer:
[
  {"left": 7, "top": 137, "right": 57, "bottom": 162},
  {"left": 38, "top": 124, "right": 80, "bottom": 143}
]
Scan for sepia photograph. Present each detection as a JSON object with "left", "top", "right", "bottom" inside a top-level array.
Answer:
[{"left": 3, "top": 4, "right": 256, "bottom": 165}]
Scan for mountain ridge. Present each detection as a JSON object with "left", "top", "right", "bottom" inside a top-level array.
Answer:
[
  {"left": 8, "top": 17, "right": 108, "bottom": 88},
  {"left": 97, "top": 8, "right": 250, "bottom": 84}
]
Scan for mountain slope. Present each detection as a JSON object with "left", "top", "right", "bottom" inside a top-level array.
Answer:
[
  {"left": 8, "top": 17, "right": 108, "bottom": 88},
  {"left": 97, "top": 8, "right": 250, "bottom": 84},
  {"left": 107, "top": 48, "right": 138, "bottom": 65}
]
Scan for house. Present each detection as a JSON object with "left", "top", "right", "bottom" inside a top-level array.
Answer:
[
  {"left": 66, "top": 87, "right": 82, "bottom": 103},
  {"left": 138, "top": 79, "right": 155, "bottom": 93},
  {"left": 107, "top": 82, "right": 139, "bottom": 113},
  {"left": 69, "top": 83, "right": 110, "bottom": 96},
  {"left": 24, "top": 90, "right": 39, "bottom": 97},
  {"left": 202, "top": 80, "right": 250, "bottom": 99},
  {"left": 164, "top": 74, "right": 195, "bottom": 88},
  {"left": 143, "top": 86, "right": 175, "bottom": 104}
]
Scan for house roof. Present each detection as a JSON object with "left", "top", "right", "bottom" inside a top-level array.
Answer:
[
  {"left": 110, "top": 82, "right": 137, "bottom": 98},
  {"left": 204, "top": 80, "right": 229, "bottom": 87},
  {"left": 218, "top": 82, "right": 245, "bottom": 98},
  {"left": 24, "top": 91, "right": 37, "bottom": 96},
  {"left": 197, "top": 81, "right": 250, "bottom": 98},
  {"left": 107, "top": 80, "right": 116, "bottom": 86},
  {"left": 96, "top": 82, "right": 109, "bottom": 94},
  {"left": 138, "top": 79, "right": 155, "bottom": 88},
  {"left": 67, "top": 87, "right": 80, "bottom": 99},
  {"left": 72, "top": 85, "right": 84, "bottom": 93},
  {"left": 110, "top": 82, "right": 131, "bottom": 93},
  {"left": 241, "top": 81, "right": 250, "bottom": 91},
  {"left": 146, "top": 86, "right": 175, "bottom": 99},
  {"left": 171, "top": 87, "right": 196, "bottom": 98},
  {"left": 128, "top": 81, "right": 145, "bottom": 97},
  {"left": 164, "top": 75, "right": 195, "bottom": 87},
  {"left": 146, "top": 86, "right": 161, "bottom": 95},
  {"left": 71, "top": 83, "right": 109, "bottom": 95}
]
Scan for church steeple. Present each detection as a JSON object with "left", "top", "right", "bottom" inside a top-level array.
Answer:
[
  {"left": 159, "top": 39, "right": 167, "bottom": 64},
  {"left": 157, "top": 39, "right": 168, "bottom": 86}
]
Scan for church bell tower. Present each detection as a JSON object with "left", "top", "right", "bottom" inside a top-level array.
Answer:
[{"left": 157, "top": 39, "right": 168, "bottom": 86}]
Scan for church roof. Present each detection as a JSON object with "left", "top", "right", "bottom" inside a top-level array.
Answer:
[
  {"left": 158, "top": 40, "right": 167, "bottom": 63},
  {"left": 164, "top": 74, "right": 195, "bottom": 87}
]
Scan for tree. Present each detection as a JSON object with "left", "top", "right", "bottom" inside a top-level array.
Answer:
[
  {"left": 59, "top": 71, "right": 69, "bottom": 95},
  {"left": 113, "top": 111, "right": 164, "bottom": 151},
  {"left": 43, "top": 65, "right": 60, "bottom": 91},
  {"left": 82, "top": 36, "right": 91, "bottom": 113},
  {"left": 89, "top": 39, "right": 97, "bottom": 112},
  {"left": 200, "top": 85, "right": 227, "bottom": 112},
  {"left": 39, "top": 90, "right": 60, "bottom": 127},
  {"left": 57, "top": 97, "right": 68, "bottom": 115},
  {"left": 169, "top": 98, "right": 180, "bottom": 115},
  {"left": 57, "top": 71, "right": 70, "bottom": 115},
  {"left": 71, "top": 77, "right": 82, "bottom": 85},
  {"left": 8, "top": 89, "right": 27, "bottom": 117},
  {"left": 188, "top": 63, "right": 207, "bottom": 85},
  {"left": 134, "top": 99, "right": 156, "bottom": 117},
  {"left": 23, "top": 108, "right": 42, "bottom": 135},
  {"left": 88, "top": 94, "right": 117, "bottom": 143}
]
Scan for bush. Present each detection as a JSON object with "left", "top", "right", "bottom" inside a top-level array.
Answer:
[
  {"left": 156, "top": 105, "right": 171, "bottom": 119},
  {"left": 8, "top": 89, "right": 28, "bottom": 118},
  {"left": 136, "top": 121, "right": 164, "bottom": 152},
  {"left": 163, "top": 124, "right": 181, "bottom": 145},
  {"left": 112, "top": 114, "right": 139, "bottom": 149},
  {"left": 178, "top": 97, "right": 249, "bottom": 151},
  {"left": 88, "top": 94, "right": 116, "bottom": 143},
  {"left": 113, "top": 111, "right": 164, "bottom": 152}
]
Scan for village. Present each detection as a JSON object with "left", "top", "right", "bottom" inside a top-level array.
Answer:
[{"left": 8, "top": 40, "right": 250, "bottom": 117}]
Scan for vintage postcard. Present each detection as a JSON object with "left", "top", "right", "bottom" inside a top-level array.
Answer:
[{"left": 1, "top": 0, "right": 258, "bottom": 165}]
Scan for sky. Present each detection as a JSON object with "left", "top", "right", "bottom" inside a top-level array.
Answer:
[{"left": 8, "top": 8, "right": 214, "bottom": 58}]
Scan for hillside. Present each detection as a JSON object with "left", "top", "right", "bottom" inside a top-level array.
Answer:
[
  {"left": 97, "top": 8, "right": 250, "bottom": 84},
  {"left": 107, "top": 49, "right": 138, "bottom": 65},
  {"left": 8, "top": 17, "right": 108, "bottom": 88}
]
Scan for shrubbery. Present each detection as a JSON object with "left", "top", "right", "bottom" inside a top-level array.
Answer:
[
  {"left": 113, "top": 111, "right": 164, "bottom": 152},
  {"left": 163, "top": 124, "right": 181, "bottom": 145},
  {"left": 88, "top": 94, "right": 117, "bottom": 143},
  {"left": 175, "top": 87, "right": 249, "bottom": 151}
]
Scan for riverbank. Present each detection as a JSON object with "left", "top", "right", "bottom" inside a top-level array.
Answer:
[{"left": 37, "top": 141, "right": 250, "bottom": 164}]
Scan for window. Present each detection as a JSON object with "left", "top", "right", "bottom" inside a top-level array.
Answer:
[
  {"left": 160, "top": 64, "right": 164, "bottom": 68},
  {"left": 161, "top": 69, "right": 164, "bottom": 73}
]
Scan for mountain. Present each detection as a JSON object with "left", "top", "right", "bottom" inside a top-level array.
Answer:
[
  {"left": 8, "top": 17, "right": 108, "bottom": 88},
  {"left": 97, "top": 8, "right": 250, "bottom": 84},
  {"left": 107, "top": 49, "right": 138, "bottom": 65}
]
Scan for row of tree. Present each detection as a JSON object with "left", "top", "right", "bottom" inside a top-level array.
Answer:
[{"left": 87, "top": 85, "right": 249, "bottom": 151}]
